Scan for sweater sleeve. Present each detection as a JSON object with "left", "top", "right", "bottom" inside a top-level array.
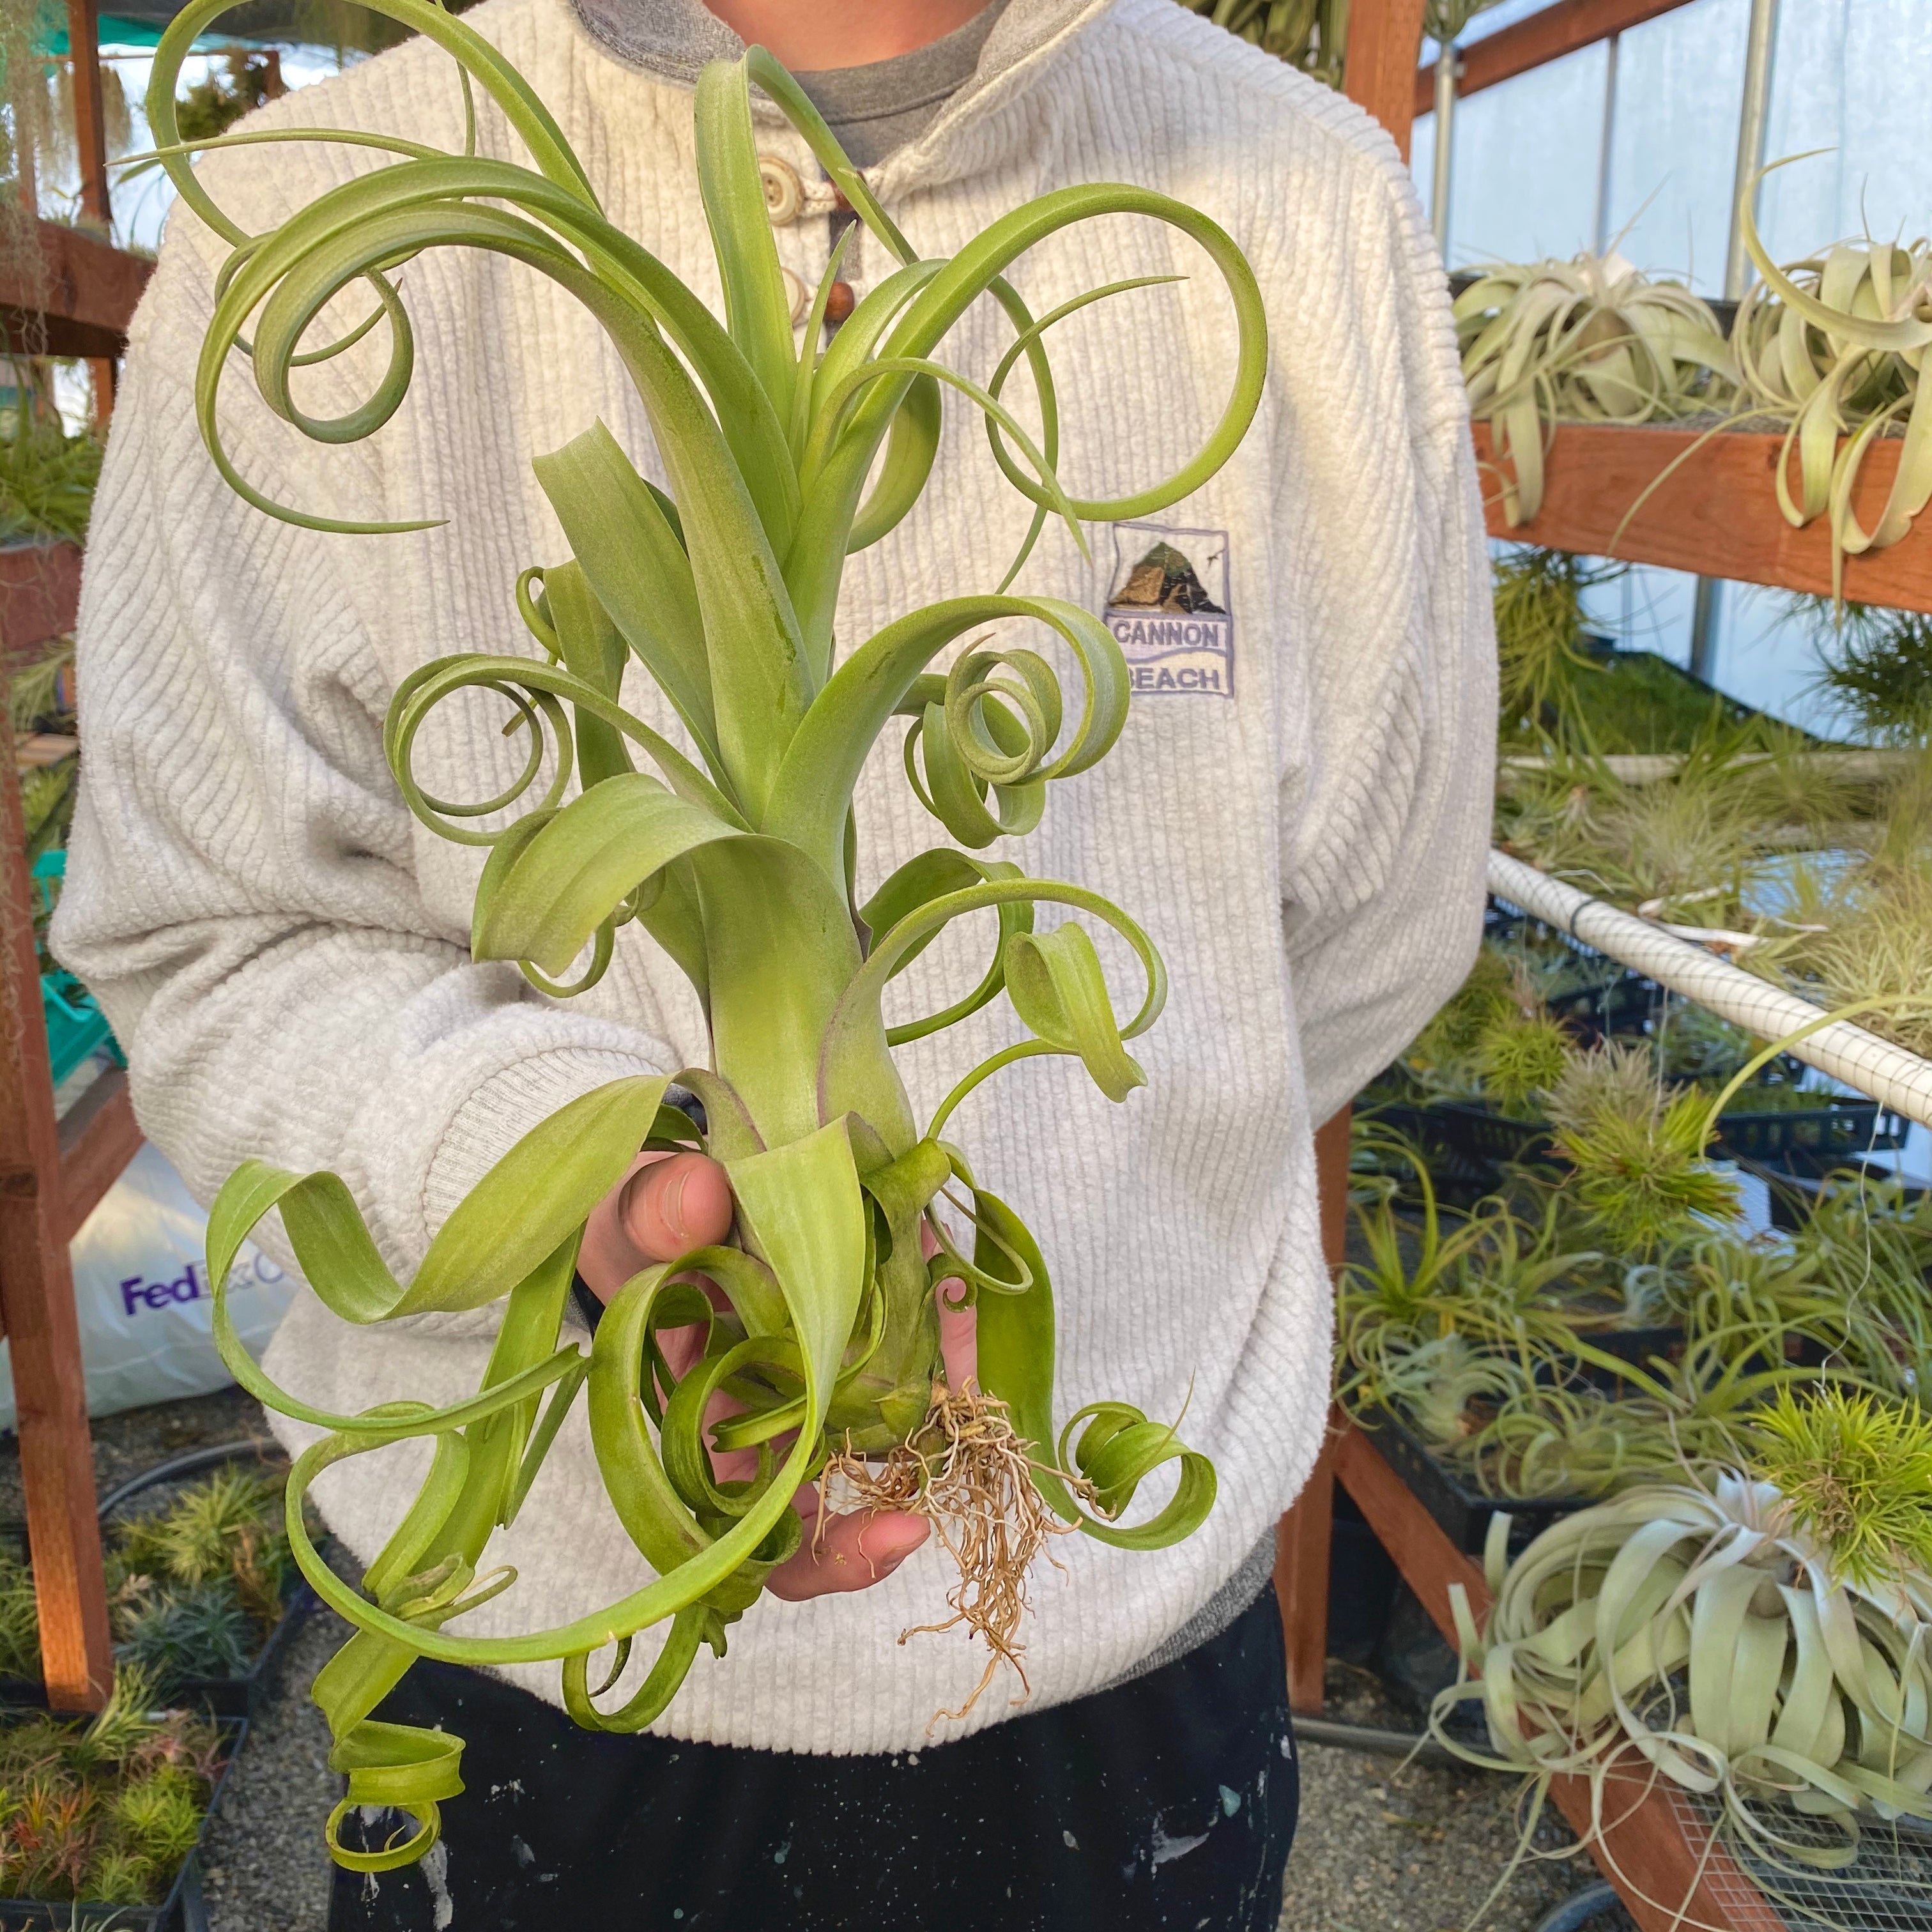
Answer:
[
  {"left": 1275, "top": 129, "right": 1497, "bottom": 1130},
  {"left": 51, "top": 238, "right": 675, "bottom": 1290}
]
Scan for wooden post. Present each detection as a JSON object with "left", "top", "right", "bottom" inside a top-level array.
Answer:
[
  {"left": 64, "top": 0, "right": 118, "bottom": 427},
  {"left": 1275, "top": 1103, "right": 1351, "bottom": 1713},
  {"left": 1344, "top": 0, "right": 1430, "bottom": 158},
  {"left": 0, "top": 710, "right": 113, "bottom": 1711}
]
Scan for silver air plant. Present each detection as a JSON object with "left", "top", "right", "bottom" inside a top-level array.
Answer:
[{"left": 1434, "top": 1390, "right": 1932, "bottom": 1918}]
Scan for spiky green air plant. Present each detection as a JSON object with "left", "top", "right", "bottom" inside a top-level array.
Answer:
[
  {"left": 1544, "top": 1043, "right": 1740, "bottom": 1256},
  {"left": 1170, "top": 0, "right": 1353, "bottom": 89},
  {"left": 1490, "top": 546, "right": 1620, "bottom": 747},
  {"left": 1797, "top": 596, "right": 1932, "bottom": 746},
  {"left": 1734, "top": 162, "right": 1932, "bottom": 608},
  {"left": 1474, "top": 1010, "right": 1572, "bottom": 1114},
  {"left": 150, "top": 2, "right": 1266, "bottom": 1874},
  {"left": 1751, "top": 1389, "right": 1932, "bottom": 1590},
  {"left": 1432, "top": 1393, "right": 1932, "bottom": 1894},
  {"left": 1456, "top": 252, "right": 1733, "bottom": 526}
]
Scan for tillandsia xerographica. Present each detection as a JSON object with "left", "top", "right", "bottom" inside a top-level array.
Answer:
[{"left": 147, "top": 1, "right": 1268, "bottom": 1871}]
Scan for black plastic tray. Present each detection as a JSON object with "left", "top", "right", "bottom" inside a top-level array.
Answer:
[
  {"left": 0, "top": 1574, "right": 315, "bottom": 1722},
  {"left": 1745, "top": 1155, "right": 1932, "bottom": 1234},
  {"left": 1371, "top": 1092, "right": 1906, "bottom": 1207},
  {"left": 0, "top": 1437, "right": 318, "bottom": 1722},
  {"left": 1359, "top": 1403, "right": 1594, "bottom": 1556},
  {"left": 0, "top": 1715, "right": 243, "bottom": 1932}
]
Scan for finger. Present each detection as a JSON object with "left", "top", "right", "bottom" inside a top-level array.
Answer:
[
  {"left": 763, "top": 1508, "right": 928, "bottom": 1601},
  {"left": 937, "top": 1282, "right": 977, "bottom": 1390},
  {"left": 620, "top": 1150, "right": 734, "bottom": 1262}
]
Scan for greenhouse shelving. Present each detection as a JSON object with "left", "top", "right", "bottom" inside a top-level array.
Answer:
[
  {"left": 1331, "top": 1418, "right": 1788, "bottom": 1932},
  {"left": 1, "top": 740, "right": 119, "bottom": 1712},
  {"left": 1472, "top": 422, "right": 1932, "bottom": 615},
  {"left": 1275, "top": 7, "right": 1932, "bottom": 1928},
  {"left": 1487, "top": 848, "right": 1932, "bottom": 1129},
  {"left": 0, "top": 218, "right": 150, "bottom": 362},
  {"left": 0, "top": 0, "right": 132, "bottom": 1713},
  {"left": 1413, "top": 0, "right": 1698, "bottom": 117}
]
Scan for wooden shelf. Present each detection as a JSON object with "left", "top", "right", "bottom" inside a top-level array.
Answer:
[
  {"left": 0, "top": 0, "right": 134, "bottom": 1713},
  {"left": 0, "top": 220, "right": 152, "bottom": 362},
  {"left": 1473, "top": 421, "right": 1932, "bottom": 614}
]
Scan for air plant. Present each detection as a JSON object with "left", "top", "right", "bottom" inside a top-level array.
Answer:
[
  {"left": 0, "top": 1551, "right": 40, "bottom": 1682},
  {"left": 1476, "top": 1009, "right": 1574, "bottom": 1114},
  {"left": 1544, "top": 1043, "right": 1740, "bottom": 1256},
  {"left": 1336, "top": 1136, "right": 1606, "bottom": 1423},
  {"left": 1456, "top": 252, "right": 1733, "bottom": 525},
  {"left": 1496, "top": 721, "right": 1862, "bottom": 932},
  {"left": 1734, "top": 167, "right": 1932, "bottom": 607},
  {"left": 153, "top": 1, "right": 1265, "bottom": 1871},
  {"left": 113, "top": 1587, "right": 256, "bottom": 1689},
  {"left": 1392, "top": 939, "right": 1577, "bottom": 1116},
  {"left": 0, "top": 1673, "right": 225, "bottom": 1910},
  {"left": 1797, "top": 596, "right": 1932, "bottom": 747},
  {"left": 1491, "top": 547, "right": 1619, "bottom": 746},
  {"left": 0, "top": 414, "right": 101, "bottom": 546},
  {"left": 1433, "top": 1390, "right": 1932, "bottom": 1890},
  {"left": 1169, "top": 0, "right": 1353, "bottom": 89},
  {"left": 1381, "top": 1333, "right": 1528, "bottom": 1449},
  {"left": 1758, "top": 861, "right": 1932, "bottom": 1057}
]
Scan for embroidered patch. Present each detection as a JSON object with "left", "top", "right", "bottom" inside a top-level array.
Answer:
[{"left": 1103, "top": 521, "right": 1234, "bottom": 699}]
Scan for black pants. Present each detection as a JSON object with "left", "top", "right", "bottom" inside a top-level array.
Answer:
[{"left": 328, "top": 1586, "right": 1297, "bottom": 1931}]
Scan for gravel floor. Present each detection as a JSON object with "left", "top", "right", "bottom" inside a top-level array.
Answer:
[
  {"left": 1279, "top": 1669, "right": 1627, "bottom": 1932},
  {"left": 0, "top": 1388, "right": 1639, "bottom": 1932}
]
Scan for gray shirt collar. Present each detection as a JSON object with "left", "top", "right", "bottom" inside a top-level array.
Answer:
[{"left": 567, "top": 0, "right": 1115, "bottom": 185}]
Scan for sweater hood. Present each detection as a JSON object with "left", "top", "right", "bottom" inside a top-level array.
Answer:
[{"left": 567, "top": 0, "right": 1117, "bottom": 187}]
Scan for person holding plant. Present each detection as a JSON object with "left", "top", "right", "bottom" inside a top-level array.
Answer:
[{"left": 55, "top": 0, "right": 1496, "bottom": 1924}]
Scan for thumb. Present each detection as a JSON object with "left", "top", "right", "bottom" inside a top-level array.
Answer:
[{"left": 620, "top": 1151, "right": 735, "bottom": 1262}]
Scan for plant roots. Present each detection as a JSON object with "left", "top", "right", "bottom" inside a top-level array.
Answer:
[{"left": 822, "top": 1381, "right": 1091, "bottom": 1727}]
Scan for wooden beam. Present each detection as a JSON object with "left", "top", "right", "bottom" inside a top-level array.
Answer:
[
  {"left": 1275, "top": 1104, "right": 1353, "bottom": 1713},
  {"left": 57, "top": 1066, "right": 141, "bottom": 1244},
  {"left": 0, "top": 222, "right": 152, "bottom": 361},
  {"left": 0, "top": 750, "right": 112, "bottom": 1711},
  {"left": 1475, "top": 421, "right": 1932, "bottom": 615},
  {"left": 66, "top": 0, "right": 111, "bottom": 233},
  {"left": 1276, "top": 1415, "right": 1340, "bottom": 1713},
  {"left": 1346, "top": 0, "right": 1430, "bottom": 160},
  {"left": 0, "top": 542, "right": 84, "bottom": 664},
  {"left": 1336, "top": 1423, "right": 1787, "bottom": 1932},
  {"left": 1415, "top": 0, "right": 1698, "bottom": 118}
]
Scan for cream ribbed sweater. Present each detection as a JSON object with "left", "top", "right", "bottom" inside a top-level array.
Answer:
[{"left": 54, "top": 0, "right": 1495, "bottom": 1753}]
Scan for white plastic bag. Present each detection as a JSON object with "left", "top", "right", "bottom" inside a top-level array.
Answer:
[{"left": 0, "top": 1143, "right": 295, "bottom": 1430}]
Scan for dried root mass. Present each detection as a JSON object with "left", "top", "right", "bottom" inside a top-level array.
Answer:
[{"left": 823, "top": 1382, "right": 1091, "bottom": 1726}]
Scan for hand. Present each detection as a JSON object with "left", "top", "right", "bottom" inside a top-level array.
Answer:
[
  {"left": 765, "top": 1275, "right": 976, "bottom": 1602},
  {"left": 578, "top": 1149, "right": 737, "bottom": 1300},
  {"left": 577, "top": 1151, "right": 976, "bottom": 1601}
]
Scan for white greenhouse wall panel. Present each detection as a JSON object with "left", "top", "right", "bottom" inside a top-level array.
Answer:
[
  {"left": 1432, "top": 0, "right": 1932, "bottom": 732},
  {"left": 1447, "top": 43, "right": 1608, "bottom": 269},
  {"left": 1756, "top": 0, "right": 1932, "bottom": 260},
  {"left": 1598, "top": 0, "right": 1749, "bottom": 290}
]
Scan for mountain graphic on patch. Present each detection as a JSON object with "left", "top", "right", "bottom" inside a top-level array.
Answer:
[{"left": 1108, "top": 540, "right": 1225, "bottom": 617}]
